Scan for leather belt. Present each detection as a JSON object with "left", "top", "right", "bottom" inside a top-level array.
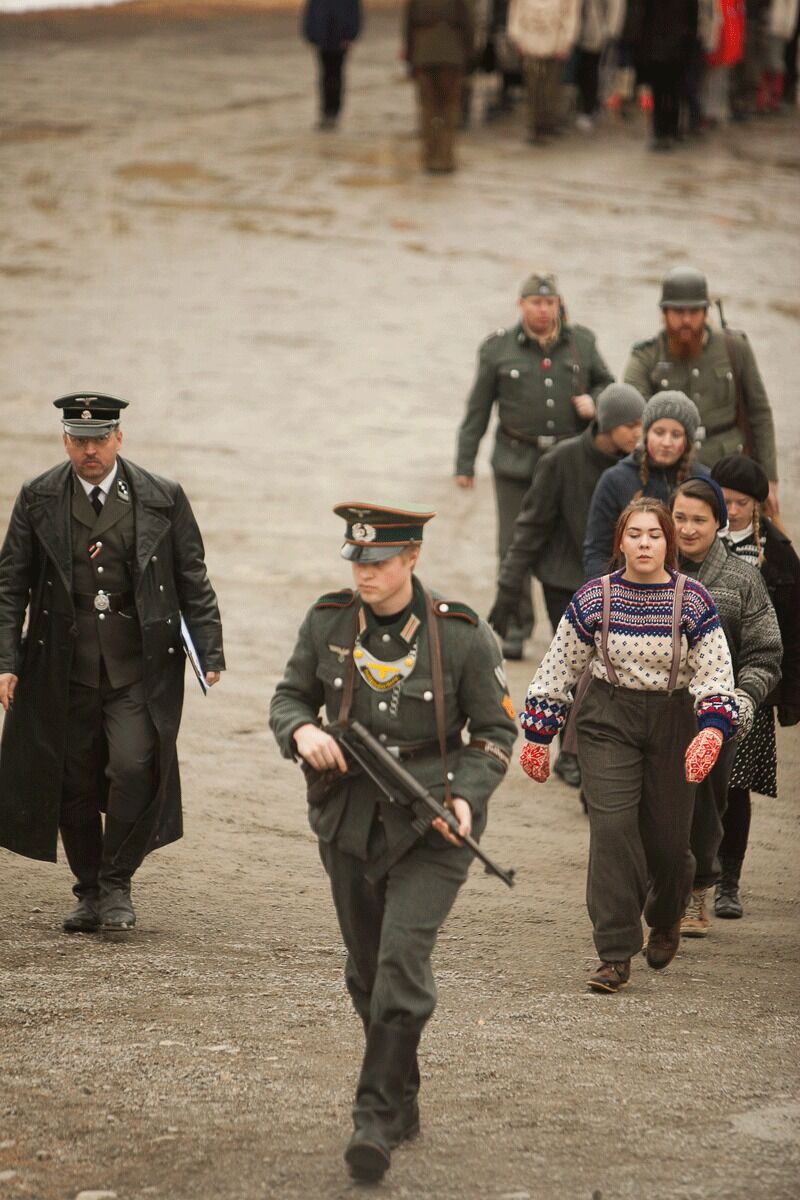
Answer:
[
  {"left": 74, "top": 590, "right": 134, "bottom": 613},
  {"left": 386, "top": 733, "right": 463, "bottom": 761},
  {"left": 500, "top": 425, "right": 572, "bottom": 450}
]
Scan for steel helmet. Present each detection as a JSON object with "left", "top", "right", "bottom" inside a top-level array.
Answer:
[{"left": 659, "top": 267, "right": 710, "bottom": 310}]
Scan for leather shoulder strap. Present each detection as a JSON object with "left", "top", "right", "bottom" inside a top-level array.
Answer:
[
  {"left": 424, "top": 587, "right": 452, "bottom": 805},
  {"left": 668, "top": 573, "right": 687, "bottom": 692},
  {"left": 600, "top": 575, "right": 620, "bottom": 687}
]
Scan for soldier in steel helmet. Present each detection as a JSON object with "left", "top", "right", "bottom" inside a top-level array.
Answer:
[
  {"left": 269, "top": 502, "right": 516, "bottom": 1183},
  {"left": 454, "top": 271, "right": 614, "bottom": 659},
  {"left": 624, "top": 266, "right": 780, "bottom": 515},
  {"left": 0, "top": 395, "right": 224, "bottom": 933}
]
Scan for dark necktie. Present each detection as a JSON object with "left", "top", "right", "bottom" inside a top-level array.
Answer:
[{"left": 89, "top": 486, "right": 103, "bottom": 516}]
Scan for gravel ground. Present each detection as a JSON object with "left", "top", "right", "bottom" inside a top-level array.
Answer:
[{"left": 1, "top": 7, "right": 799, "bottom": 1200}]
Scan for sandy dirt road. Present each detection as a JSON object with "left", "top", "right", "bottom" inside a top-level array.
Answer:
[{"left": 1, "top": 7, "right": 799, "bottom": 1199}]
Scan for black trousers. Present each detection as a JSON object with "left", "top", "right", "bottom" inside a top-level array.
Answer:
[
  {"left": 575, "top": 49, "right": 600, "bottom": 115},
  {"left": 690, "top": 738, "right": 738, "bottom": 887},
  {"left": 494, "top": 473, "right": 535, "bottom": 638},
  {"left": 318, "top": 47, "right": 347, "bottom": 118},
  {"left": 719, "top": 786, "right": 751, "bottom": 863},
  {"left": 648, "top": 60, "right": 682, "bottom": 139},
  {"left": 577, "top": 678, "right": 697, "bottom": 961},
  {"left": 61, "top": 676, "right": 157, "bottom": 828}
]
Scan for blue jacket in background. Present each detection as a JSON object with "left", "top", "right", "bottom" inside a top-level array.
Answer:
[
  {"left": 303, "top": 0, "right": 362, "bottom": 49},
  {"left": 583, "top": 450, "right": 710, "bottom": 579}
]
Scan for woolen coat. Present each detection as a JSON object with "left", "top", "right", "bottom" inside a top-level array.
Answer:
[
  {"left": 0, "top": 457, "right": 225, "bottom": 863},
  {"left": 303, "top": 0, "right": 362, "bottom": 50}
]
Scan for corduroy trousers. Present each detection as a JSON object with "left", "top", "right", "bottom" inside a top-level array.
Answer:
[{"left": 577, "top": 678, "right": 698, "bottom": 962}]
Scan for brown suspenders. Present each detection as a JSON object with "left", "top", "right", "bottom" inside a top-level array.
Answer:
[{"left": 599, "top": 573, "right": 687, "bottom": 692}]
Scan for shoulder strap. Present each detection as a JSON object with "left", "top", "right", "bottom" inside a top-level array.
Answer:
[
  {"left": 424, "top": 587, "right": 452, "bottom": 806},
  {"left": 667, "top": 573, "right": 687, "bottom": 692},
  {"left": 568, "top": 329, "right": 584, "bottom": 398},
  {"left": 723, "top": 329, "right": 754, "bottom": 457},
  {"left": 336, "top": 603, "right": 361, "bottom": 724},
  {"left": 599, "top": 575, "right": 620, "bottom": 687}
]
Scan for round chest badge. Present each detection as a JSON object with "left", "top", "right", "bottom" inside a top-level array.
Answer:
[{"left": 352, "top": 523, "right": 377, "bottom": 542}]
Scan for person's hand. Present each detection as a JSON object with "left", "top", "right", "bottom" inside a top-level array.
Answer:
[
  {"left": 205, "top": 671, "right": 221, "bottom": 687},
  {"left": 572, "top": 393, "right": 596, "bottom": 420},
  {"left": 433, "top": 797, "right": 472, "bottom": 845},
  {"left": 520, "top": 741, "right": 550, "bottom": 782},
  {"left": 455, "top": 475, "right": 475, "bottom": 489},
  {"left": 488, "top": 586, "right": 521, "bottom": 638},
  {"left": 763, "top": 480, "right": 779, "bottom": 519},
  {"left": 293, "top": 723, "right": 348, "bottom": 773},
  {"left": 685, "top": 728, "right": 723, "bottom": 783},
  {"left": 0, "top": 673, "right": 18, "bottom": 713},
  {"left": 734, "top": 690, "right": 755, "bottom": 740}
]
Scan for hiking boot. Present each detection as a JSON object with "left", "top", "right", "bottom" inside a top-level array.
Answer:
[
  {"left": 645, "top": 921, "right": 681, "bottom": 970},
  {"left": 587, "top": 960, "right": 630, "bottom": 993},
  {"left": 714, "top": 858, "right": 744, "bottom": 919},
  {"left": 681, "top": 888, "right": 711, "bottom": 937},
  {"left": 553, "top": 751, "right": 581, "bottom": 788}
]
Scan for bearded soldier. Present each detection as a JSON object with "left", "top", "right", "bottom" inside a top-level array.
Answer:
[{"left": 269, "top": 502, "right": 516, "bottom": 1182}]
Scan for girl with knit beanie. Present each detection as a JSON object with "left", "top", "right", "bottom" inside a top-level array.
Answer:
[
  {"left": 708, "top": 456, "right": 800, "bottom": 918},
  {"left": 583, "top": 391, "right": 708, "bottom": 579}
]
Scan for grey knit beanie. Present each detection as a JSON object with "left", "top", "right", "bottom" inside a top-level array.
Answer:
[
  {"left": 596, "top": 383, "right": 645, "bottom": 433},
  {"left": 642, "top": 391, "right": 701, "bottom": 445}
]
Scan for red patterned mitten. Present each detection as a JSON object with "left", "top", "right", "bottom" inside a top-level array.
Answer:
[
  {"left": 684, "top": 729, "right": 724, "bottom": 783},
  {"left": 519, "top": 742, "right": 550, "bottom": 783}
]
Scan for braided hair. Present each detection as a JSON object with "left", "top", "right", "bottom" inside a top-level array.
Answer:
[{"left": 636, "top": 443, "right": 695, "bottom": 497}]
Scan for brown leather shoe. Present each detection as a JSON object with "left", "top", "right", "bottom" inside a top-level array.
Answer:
[
  {"left": 587, "top": 960, "right": 630, "bottom": 993},
  {"left": 645, "top": 921, "right": 681, "bottom": 970}
]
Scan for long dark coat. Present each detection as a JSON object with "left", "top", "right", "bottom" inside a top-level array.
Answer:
[
  {"left": 303, "top": 0, "right": 362, "bottom": 50},
  {"left": 0, "top": 457, "right": 224, "bottom": 863},
  {"left": 761, "top": 517, "right": 800, "bottom": 720}
]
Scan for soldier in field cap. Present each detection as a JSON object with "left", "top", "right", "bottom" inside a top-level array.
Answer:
[
  {"left": 0, "top": 392, "right": 225, "bottom": 934},
  {"left": 270, "top": 501, "right": 516, "bottom": 1183},
  {"left": 455, "top": 271, "right": 614, "bottom": 659}
]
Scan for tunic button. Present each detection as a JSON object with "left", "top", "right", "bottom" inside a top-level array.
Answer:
[
  {"left": 381, "top": 633, "right": 391, "bottom": 643},
  {"left": 544, "top": 378, "right": 553, "bottom": 387},
  {"left": 439, "top": 603, "right": 449, "bottom": 613},
  {"left": 47, "top": 580, "right": 53, "bottom": 587},
  {"left": 423, "top": 690, "right": 433, "bottom": 702},
  {"left": 726, "top": 371, "right": 733, "bottom": 380},
  {"left": 333, "top": 677, "right": 343, "bottom": 689},
  {"left": 510, "top": 369, "right": 519, "bottom": 379},
  {"left": 447, "top": 771, "right": 454, "bottom": 782},
  {"left": 378, "top": 701, "right": 388, "bottom": 712},
  {"left": 661, "top": 379, "right": 669, "bottom": 387},
  {"left": 98, "top": 613, "right": 106, "bottom": 621},
  {"left": 546, "top": 398, "right": 555, "bottom": 408},
  {"left": 159, "top": 585, "right": 164, "bottom": 591},
  {"left": 547, "top": 420, "right": 555, "bottom": 429},
  {"left": 97, "top": 566, "right": 104, "bottom": 574},
  {"left": 691, "top": 368, "right": 700, "bottom": 377},
  {"left": 542, "top": 358, "right": 551, "bottom": 368},
  {"left": 168, "top": 647, "right": 175, "bottom": 655},
  {"left": 43, "top": 610, "right": 49, "bottom": 616},
  {"left": 151, "top": 555, "right": 158, "bottom": 561},
  {"left": 379, "top": 733, "right": 388, "bottom": 743}
]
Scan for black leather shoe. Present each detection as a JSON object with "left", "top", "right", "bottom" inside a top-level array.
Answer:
[
  {"left": 345, "top": 1125, "right": 391, "bottom": 1181},
  {"left": 98, "top": 885, "right": 136, "bottom": 931},
  {"left": 63, "top": 891, "right": 100, "bottom": 933},
  {"left": 554, "top": 751, "right": 581, "bottom": 788}
]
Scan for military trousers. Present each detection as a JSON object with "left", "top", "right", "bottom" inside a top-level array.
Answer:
[
  {"left": 577, "top": 679, "right": 698, "bottom": 962},
  {"left": 494, "top": 473, "right": 535, "bottom": 638},
  {"left": 522, "top": 56, "right": 563, "bottom": 138},
  {"left": 689, "top": 738, "right": 737, "bottom": 889},
  {"left": 60, "top": 673, "right": 158, "bottom": 829},
  {"left": 415, "top": 65, "right": 464, "bottom": 171},
  {"left": 319, "top": 817, "right": 471, "bottom": 1033}
]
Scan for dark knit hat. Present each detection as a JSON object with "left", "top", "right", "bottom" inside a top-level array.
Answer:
[
  {"left": 596, "top": 383, "right": 645, "bottom": 433},
  {"left": 673, "top": 476, "right": 729, "bottom": 532},
  {"left": 642, "top": 391, "right": 701, "bottom": 445},
  {"left": 711, "top": 455, "right": 769, "bottom": 503}
]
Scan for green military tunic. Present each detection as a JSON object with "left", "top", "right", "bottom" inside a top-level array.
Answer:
[
  {"left": 269, "top": 575, "right": 517, "bottom": 1029},
  {"left": 455, "top": 320, "right": 614, "bottom": 482},
  {"left": 624, "top": 327, "right": 777, "bottom": 479}
]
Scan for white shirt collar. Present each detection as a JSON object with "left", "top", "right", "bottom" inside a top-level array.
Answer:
[{"left": 76, "top": 461, "right": 118, "bottom": 501}]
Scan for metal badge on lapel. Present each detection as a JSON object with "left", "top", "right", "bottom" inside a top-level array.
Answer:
[{"left": 117, "top": 479, "right": 130, "bottom": 502}]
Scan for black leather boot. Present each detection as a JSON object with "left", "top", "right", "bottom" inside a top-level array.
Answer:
[
  {"left": 345, "top": 1022, "right": 421, "bottom": 1182},
  {"left": 714, "top": 857, "right": 744, "bottom": 919},
  {"left": 358, "top": 1015, "right": 420, "bottom": 1148},
  {"left": 98, "top": 817, "right": 138, "bottom": 931},
  {"left": 60, "top": 818, "right": 103, "bottom": 933}
]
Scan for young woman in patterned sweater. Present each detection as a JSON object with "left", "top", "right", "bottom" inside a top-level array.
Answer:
[{"left": 520, "top": 498, "right": 738, "bottom": 994}]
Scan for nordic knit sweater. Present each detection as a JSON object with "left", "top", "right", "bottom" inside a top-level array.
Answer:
[{"left": 522, "top": 570, "right": 738, "bottom": 744}]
